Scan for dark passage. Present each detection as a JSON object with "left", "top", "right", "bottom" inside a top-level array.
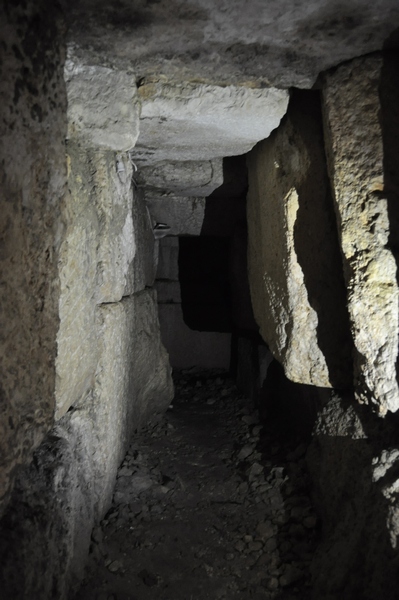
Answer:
[
  {"left": 179, "top": 237, "right": 233, "bottom": 333},
  {"left": 74, "top": 370, "right": 319, "bottom": 600}
]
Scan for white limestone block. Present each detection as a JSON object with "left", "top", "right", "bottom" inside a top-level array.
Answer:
[
  {"left": 247, "top": 92, "right": 352, "bottom": 388},
  {"left": 65, "top": 59, "right": 140, "bottom": 151},
  {"left": 323, "top": 55, "right": 399, "bottom": 414},
  {"left": 134, "top": 81, "right": 288, "bottom": 163}
]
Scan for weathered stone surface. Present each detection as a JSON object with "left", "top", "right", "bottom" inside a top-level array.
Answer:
[
  {"left": 146, "top": 195, "right": 206, "bottom": 236},
  {"left": 96, "top": 292, "right": 173, "bottom": 440},
  {"left": 0, "top": 0, "right": 67, "bottom": 514},
  {"left": 92, "top": 293, "right": 173, "bottom": 514},
  {"left": 134, "top": 81, "right": 288, "bottom": 163},
  {"left": 322, "top": 55, "right": 399, "bottom": 414},
  {"left": 0, "top": 290, "right": 173, "bottom": 600},
  {"left": 158, "top": 304, "right": 231, "bottom": 369},
  {"left": 63, "top": 0, "right": 399, "bottom": 89},
  {"left": 247, "top": 91, "right": 352, "bottom": 388},
  {"left": 138, "top": 159, "right": 223, "bottom": 197},
  {"left": 65, "top": 58, "right": 140, "bottom": 151},
  {"left": 56, "top": 146, "right": 154, "bottom": 419}
]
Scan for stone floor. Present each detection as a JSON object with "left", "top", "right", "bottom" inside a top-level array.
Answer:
[{"left": 74, "top": 369, "right": 319, "bottom": 600}]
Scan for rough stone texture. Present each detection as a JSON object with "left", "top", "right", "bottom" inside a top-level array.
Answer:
[
  {"left": 0, "top": 0, "right": 67, "bottom": 514},
  {"left": 247, "top": 91, "right": 352, "bottom": 388},
  {"left": 56, "top": 145, "right": 139, "bottom": 419},
  {"left": 158, "top": 304, "right": 231, "bottom": 369},
  {"left": 65, "top": 58, "right": 140, "bottom": 151},
  {"left": 63, "top": 0, "right": 399, "bottom": 89},
  {"left": 308, "top": 392, "right": 399, "bottom": 600},
  {"left": 322, "top": 55, "right": 399, "bottom": 414},
  {"left": 138, "top": 159, "right": 224, "bottom": 197},
  {"left": 134, "top": 81, "right": 289, "bottom": 163},
  {"left": 96, "top": 292, "right": 174, "bottom": 438},
  {"left": 0, "top": 291, "right": 173, "bottom": 600},
  {"left": 146, "top": 195, "right": 206, "bottom": 236}
]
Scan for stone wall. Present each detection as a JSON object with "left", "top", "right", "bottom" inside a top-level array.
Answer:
[
  {"left": 0, "top": 0, "right": 67, "bottom": 515},
  {"left": 246, "top": 58, "right": 399, "bottom": 597},
  {"left": 322, "top": 55, "right": 399, "bottom": 415},
  {"left": 247, "top": 90, "right": 352, "bottom": 389},
  {"left": 0, "top": 34, "right": 174, "bottom": 600},
  {"left": 304, "top": 51, "right": 399, "bottom": 600},
  {"left": 247, "top": 60, "right": 399, "bottom": 416}
]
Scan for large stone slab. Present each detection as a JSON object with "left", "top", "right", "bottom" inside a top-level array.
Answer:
[
  {"left": 247, "top": 91, "right": 352, "bottom": 388},
  {"left": 65, "top": 59, "right": 140, "bottom": 151},
  {"left": 138, "top": 159, "right": 223, "bottom": 197},
  {"left": 323, "top": 55, "right": 399, "bottom": 414},
  {"left": 93, "top": 292, "right": 173, "bottom": 509},
  {"left": 134, "top": 81, "right": 288, "bottom": 163},
  {"left": 0, "top": 290, "right": 173, "bottom": 599},
  {"left": 96, "top": 291, "right": 173, "bottom": 436},
  {"left": 56, "top": 145, "right": 155, "bottom": 419},
  {"left": 64, "top": 0, "right": 399, "bottom": 89}
]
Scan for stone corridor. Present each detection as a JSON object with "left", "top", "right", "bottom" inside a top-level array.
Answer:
[
  {"left": 2, "top": 3, "right": 399, "bottom": 598},
  {"left": 75, "top": 370, "right": 318, "bottom": 600}
]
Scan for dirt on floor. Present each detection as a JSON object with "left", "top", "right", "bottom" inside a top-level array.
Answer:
[{"left": 74, "top": 369, "right": 319, "bottom": 600}]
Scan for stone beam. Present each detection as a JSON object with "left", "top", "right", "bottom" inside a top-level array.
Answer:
[{"left": 134, "top": 81, "right": 289, "bottom": 163}]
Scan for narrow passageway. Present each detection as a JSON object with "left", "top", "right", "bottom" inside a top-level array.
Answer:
[{"left": 74, "top": 370, "right": 319, "bottom": 600}]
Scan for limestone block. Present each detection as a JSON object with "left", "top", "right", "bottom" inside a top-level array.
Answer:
[
  {"left": 125, "top": 290, "right": 174, "bottom": 424},
  {"left": 65, "top": 1, "right": 399, "bottom": 90},
  {"left": 0, "top": 288, "right": 173, "bottom": 599},
  {"left": 146, "top": 195, "right": 206, "bottom": 236},
  {"left": 56, "top": 145, "right": 154, "bottom": 419},
  {"left": 134, "top": 81, "right": 288, "bottom": 163},
  {"left": 157, "top": 237, "right": 180, "bottom": 281},
  {"left": 247, "top": 91, "right": 352, "bottom": 388},
  {"left": 94, "top": 291, "right": 173, "bottom": 508},
  {"left": 158, "top": 303, "right": 231, "bottom": 369},
  {"left": 137, "top": 158, "right": 223, "bottom": 197},
  {"left": 323, "top": 55, "right": 399, "bottom": 414},
  {"left": 65, "top": 59, "right": 140, "bottom": 151}
]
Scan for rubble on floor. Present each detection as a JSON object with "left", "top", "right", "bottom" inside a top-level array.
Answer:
[{"left": 74, "top": 369, "right": 319, "bottom": 600}]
